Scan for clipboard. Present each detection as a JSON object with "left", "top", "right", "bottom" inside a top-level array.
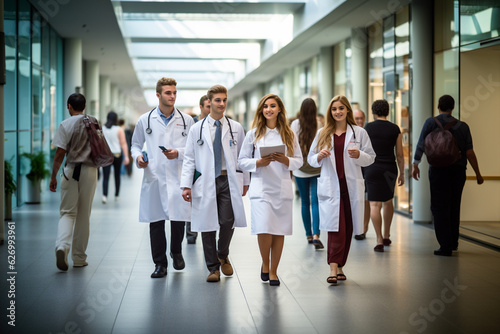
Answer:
[
  {"left": 193, "top": 170, "right": 202, "bottom": 184},
  {"left": 259, "top": 144, "right": 285, "bottom": 157}
]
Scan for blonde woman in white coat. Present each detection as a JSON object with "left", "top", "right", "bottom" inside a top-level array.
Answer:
[
  {"left": 308, "top": 95, "right": 375, "bottom": 285},
  {"left": 239, "top": 94, "right": 303, "bottom": 286}
]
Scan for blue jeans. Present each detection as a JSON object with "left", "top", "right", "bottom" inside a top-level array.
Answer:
[{"left": 295, "top": 175, "right": 320, "bottom": 237}]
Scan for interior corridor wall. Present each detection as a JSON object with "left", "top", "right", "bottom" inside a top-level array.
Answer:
[{"left": 460, "top": 46, "right": 500, "bottom": 222}]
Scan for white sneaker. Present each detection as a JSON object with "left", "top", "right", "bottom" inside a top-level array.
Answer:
[
  {"left": 115, "top": 196, "right": 119, "bottom": 202},
  {"left": 102, "top": 195, "right": 107, "bottom": 204}
]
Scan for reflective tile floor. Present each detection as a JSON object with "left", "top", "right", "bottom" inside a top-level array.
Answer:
[{"left": 1, "top": 169, "right": 499, "bottom": 334}]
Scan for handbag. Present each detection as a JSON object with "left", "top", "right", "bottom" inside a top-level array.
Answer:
[{"left": 82, "top": 115, "right": 114, "bottom": 167}]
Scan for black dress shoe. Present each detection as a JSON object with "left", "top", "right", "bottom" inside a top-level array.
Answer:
[
  {"left": 187, "top": 237, "right": 196, "bottom": 244},
  {"left": 434, "top": 249, "right": 452, "bottom": 256},
  {"left": 354, "top": 233, "right": 366, "bottom": 240},
  {"left": 170, "top": 252, "right": 185, "bottom": 270},
  {"left": 151, "top": 265, "right": 167, "bottom": 278}
]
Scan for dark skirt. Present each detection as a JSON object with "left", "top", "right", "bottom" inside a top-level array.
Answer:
[{"left": 364, "top": 161, "right": 398, "bottom": 202}]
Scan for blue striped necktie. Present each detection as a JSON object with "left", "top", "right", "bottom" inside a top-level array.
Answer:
[{"left": 214, "top": 120, "right": 222, "bottom": 177}]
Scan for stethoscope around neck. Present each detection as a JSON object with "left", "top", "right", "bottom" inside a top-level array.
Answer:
[
  {"left": 145, "top": 108, "right": 187, "bottom": 136},
  {"left": 197, "top": 115, "right": 236, "bottom": 146}
]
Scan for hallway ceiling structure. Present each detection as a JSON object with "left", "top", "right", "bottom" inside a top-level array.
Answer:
[{"left": 30, "top": 0, "right": 412, "bottom": 117}]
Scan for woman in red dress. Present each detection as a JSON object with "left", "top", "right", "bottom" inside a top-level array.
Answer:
[{"left": 308, "top": 96, "right": 375, "bottom": 284}]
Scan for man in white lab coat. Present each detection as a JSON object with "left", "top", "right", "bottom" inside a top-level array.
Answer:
[
  {"left": 181, "top": 85, "right": 249, "bottom": 282},
  {"left": 131, "top": 77, "right": 194, "bottom": 278}
]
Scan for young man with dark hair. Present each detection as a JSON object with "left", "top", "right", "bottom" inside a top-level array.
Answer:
[
  {"left": 181, "top": 85, "right": 249, "bottom": 282},
  {"left": 50, "top": 93, "right": 98, "bottom": 271},
  {"left": 412, "top": 95, "right": 483, "bottom": 256}
]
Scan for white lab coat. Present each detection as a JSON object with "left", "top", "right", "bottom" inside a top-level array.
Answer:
[
  {"left": 238, "top": 128, "right": 303, "bottom": 235},
  {"left": 180, "top": 116, "right": 250, "bottom": 232},
  {"left": 131, "top": 107, "right": 194, "bottom": 223},
  {"left": 308, "top": 125, "right": 375, "bottom": 234}
]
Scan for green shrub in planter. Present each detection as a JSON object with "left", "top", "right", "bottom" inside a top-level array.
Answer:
[
  {"left": 4, "top": 160, "right": 17, "bottom": 195},
  {"left": 21, "top": 151, "right": 50, "bottom": 182}
]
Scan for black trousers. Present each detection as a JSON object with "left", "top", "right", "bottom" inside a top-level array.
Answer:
[
  {"left": 149, "top": 220, "right": 185, "bottom": 267},
  {"left": 186, "top": 222, "right": 198, "bottom": 239},
  {"left": 429, "top": 164, "right": 466, "bottom": 252},
  {"left": 202, "top": 175, "right": 235, "bottom": 272},
  {"left": 102, "top": 155, "right": 123, "bottom": 197}
]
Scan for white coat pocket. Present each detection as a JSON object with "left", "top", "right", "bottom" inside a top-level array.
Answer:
[
  {"left": 143, "top": 159, "right": 157, "bottom": 184},
  {"left": 191, "top": 174, "right": 203, "bottom": 199},
  {"left": 249, "top": 177, "right": 262, "bottom": 199},
  {"left": 317, "top": 176, "right": 332, "bottom": 200},
  {"left": 279, "top": 178, "right": 294, "bottom": 200}
]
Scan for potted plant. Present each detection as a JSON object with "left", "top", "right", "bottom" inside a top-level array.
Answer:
[
  {"left": 4, "top": 160, "right": 17, "bottom": 220},
  {"left": 21, "top": 151, "right": 50, "bottom": 204}
]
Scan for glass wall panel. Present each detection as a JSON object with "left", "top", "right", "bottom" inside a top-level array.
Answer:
[
  {"left": 368, "top": 20, "right": 384, "bottom": 123},
  {"left": 18, "top": 0, "right": 31, "bottom": 132},
  {"left": 4, "top": 0, "right": 64, "bottom": 207},
  {"left": 383, "top": 15, "right": 395, "bottom": 70},
  {"left": 4, "top": 2, "right": 17, "bottom": 132},
  {"left": 435, "top": 0, "right": 459, "bottom": 52},
  {"left": 394, "top": 6, "right": 411, "bottom": 214},
  {"left": 434, "top": 49, "right": 459, "bottom": 116},
  {"left": 460, "top": 3, "right": 500, "bottom": 46}
]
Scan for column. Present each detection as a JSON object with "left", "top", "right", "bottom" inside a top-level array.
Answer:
[
  {"left": 411, "top": 0, "right": 433, "bottom": 223},
  {"left": 110, "top": 84, "right": 119, "bottom": 112},
  {"left": 84, "top": 60, "right": 99, "bottom": 118},
  {"left": 351, "top": 28, "right": 368, "bottom": 112},
  {"left": 319, "top": 46, "right": 333, "bottom": 115},
  {"left": 283, "top": 68, "right": 294, "bottom": 116},
  {"left": 63, "top": 38, "right": 82, "bottom": 110},
  {"left": 99, "top": 75, "right": 111, "bottom": 123}
]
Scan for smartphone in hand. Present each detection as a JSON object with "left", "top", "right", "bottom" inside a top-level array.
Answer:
[
  {"left": 142, "top": 151, "right": 148, "bottom": 162},
  {"left": 159, "top": 146, "right": 169, "bottom": 152}
]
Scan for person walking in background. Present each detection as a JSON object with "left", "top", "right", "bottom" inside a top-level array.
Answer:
[
  {"left": 50, "top": 93, "right": 98, "bottom": 271},
  {"left": 181, "top": 85, "right": 249, "bottom": 283},
  {"left": 193, "top": 94, "right": 211, "bottom": 123},
  {"left": 353, "top": 109, "right": 366, "bottom": 128},
  {"left": 102, "top": 111, "right": 130, "bottom": 204},
  {"left": 131, "top": 77, "right": 194, "bottom": 278},
  {"left": 308, "top": 95, "right": 375, "bottom": 285},
  {"left": 291, "top": 98, "right": 323, "bottom": 249},
  {"left": 352, "top": 109, "right": 371, "bottom": 240},
  {"left": 364, "top": 100, "right": 404, "bottom": 252},
  {"left": 120, "top": 118, "right": 134, "bottom": 177},
  {"left": 239, "top": 94, "right": 302, "bottom": 286},
  {"left": 412, "top": 95, "right": 483, "bottom": 256}
]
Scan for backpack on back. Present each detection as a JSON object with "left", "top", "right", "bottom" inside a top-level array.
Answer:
[
  {"left": 424, "top": 117, "right": 461, "bottom": 167},
  {"left": 82, "top": 115, "right": 114, "bottom": 167}
]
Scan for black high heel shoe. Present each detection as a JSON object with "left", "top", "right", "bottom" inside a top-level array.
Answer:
[{"left": 261, "top": 266, "right": 269, "bottom": 281}]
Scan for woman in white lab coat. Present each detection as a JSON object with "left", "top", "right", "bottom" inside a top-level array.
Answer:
[
  {"left": 308, "top": 95, "right": 375, "bottom": 285},
  {"left": 239, "top": 94, "right": 303, "bottom": 286}
]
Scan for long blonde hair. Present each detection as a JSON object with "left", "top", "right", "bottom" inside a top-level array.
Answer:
[
  {"left": 316, "top": 95, "right": 356, "bottom": 151},
  {"left": 251, "top": 94, "right": 295, "bottom": 156}
]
